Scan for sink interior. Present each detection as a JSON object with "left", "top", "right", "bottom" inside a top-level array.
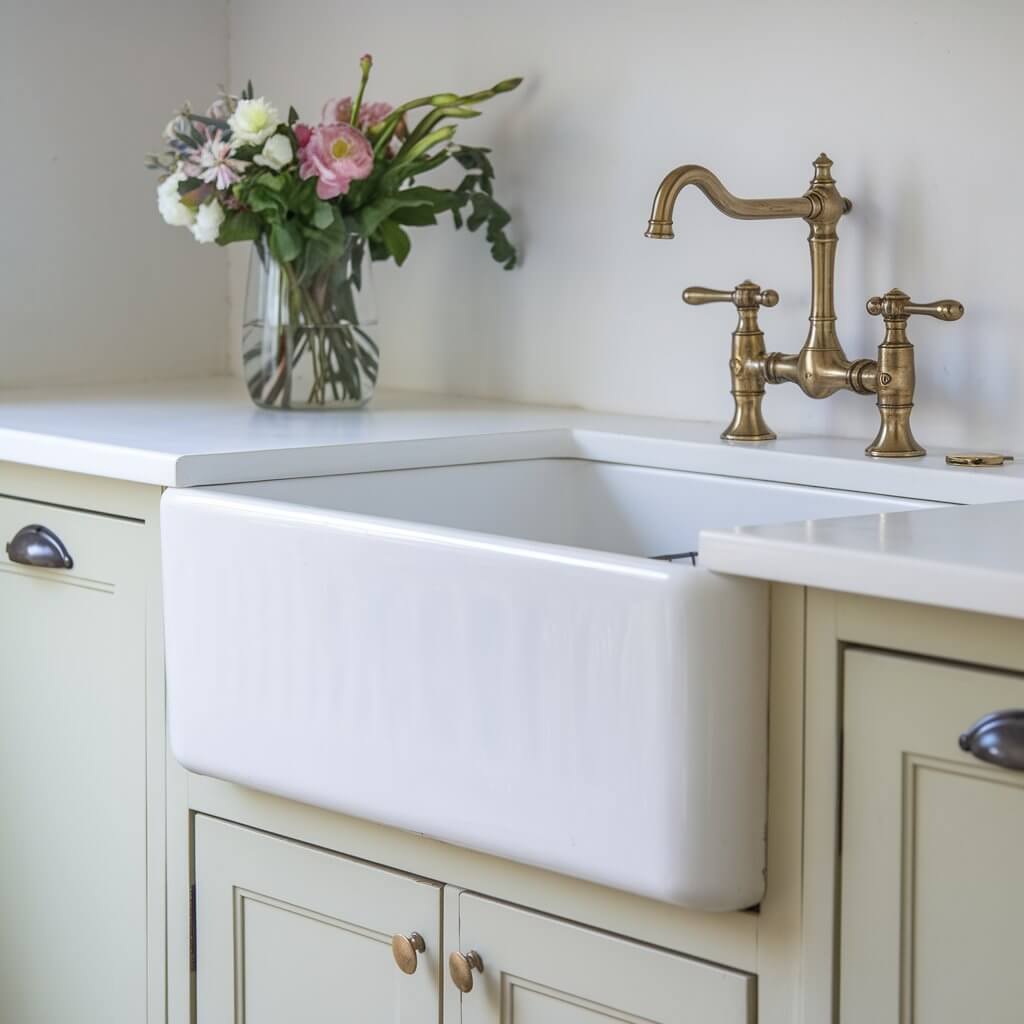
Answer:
[{"left": 221, "top": 457, "right": 939, "bottom": 558}]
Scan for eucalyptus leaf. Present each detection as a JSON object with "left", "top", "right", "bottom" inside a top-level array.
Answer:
[
  {"left": 360, "top": 193, "right": 437, "bottom": 237},
  {"left": 391, "top": 206, "right": 437, "bottom": 227},
  {"left": 311, "top": 202, "right": 335, "bottom": 230},
  {"left": 177, "top": 176, "right": 204, "bottom": 196},
  {"left": 217, "top": 210, "right": 261, "bottom": 245},
  {"left": 378, "top": 219, "right": 411, "bottom": 266},
  {"left": 270, "top": 221, "right": 301, "bottom": 263},
  {"left": 260, "top": 173, "right": 287, "bottom": 193}
]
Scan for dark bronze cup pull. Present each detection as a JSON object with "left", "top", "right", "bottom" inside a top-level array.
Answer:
[
  {"left": 959, "top": 710, "right": 1024, "bottom": 773},
  {"left": 6, "top": 524, "right": 74, "bottom": 570}
]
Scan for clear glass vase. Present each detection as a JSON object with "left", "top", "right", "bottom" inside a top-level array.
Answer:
[{"left": 242, "top": 236, "right": 379, "bottom": 410}]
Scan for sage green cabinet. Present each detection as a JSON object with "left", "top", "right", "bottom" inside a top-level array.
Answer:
[
  {"left": 840, "top": 649, "right": 1024, "bottom": 1024},
  {"left": 452, "top": 892, "right": 755, "bottom": 1023},
  {"left": 0, "top": 494, "right": 149, "bottom": 1023},
  {"left": 194, "top": 815, "right": 443, "bottom": 1023}
]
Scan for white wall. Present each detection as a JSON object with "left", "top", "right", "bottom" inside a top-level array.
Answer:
[
  {"left": 0, "top": 0, "right": 229, "bottom": 388},
  {"left": 8, "top": 1, "right": 1014, "bottom": 449},
  {"left": 227, "top": 0, "right": 1024, "bottom": 451}
]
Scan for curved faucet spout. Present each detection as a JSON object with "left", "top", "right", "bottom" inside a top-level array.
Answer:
[
  {"left": 645, "top": 164, "right": 813, "bottom": 239},
  {"left": 646, "top": 154, "right": 861, "bottom": 402}
]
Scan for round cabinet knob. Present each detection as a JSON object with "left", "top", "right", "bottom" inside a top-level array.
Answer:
[
  {"left": 391, "top": 932, "right": 426, "bottom": 975},
  {"left": 448, "top": 950, "right": 484, "bottom": 993}
]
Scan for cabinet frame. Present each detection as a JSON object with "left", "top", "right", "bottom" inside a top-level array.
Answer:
[
  {"left": 802, "top": 590, "right": 1024, "bottom": 1024},
  {"left": 0, "top": 461, "right": 185, "bottom": 1024},
  {"left": 11, "top": 452, "right": 1010, "bottom": 1024}
]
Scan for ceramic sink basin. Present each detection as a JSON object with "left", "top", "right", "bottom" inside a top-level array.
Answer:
[{"left": 162, "top": 457, "right": 933, "bottom": 910}]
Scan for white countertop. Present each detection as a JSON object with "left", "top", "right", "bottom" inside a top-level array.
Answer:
[
  {"left": 701, "top": 502, "right": 1024, "bottom": 620},
  {"left": 2, "top": 375, "right": 1024, "bottom": 618},
  {"left": 1, "top": 375, "right": 1023, "bottom": 497}
]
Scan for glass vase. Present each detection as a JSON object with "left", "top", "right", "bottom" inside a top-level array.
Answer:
[{"left": 242, "top": 235, "right": 379, "bottom": 410}]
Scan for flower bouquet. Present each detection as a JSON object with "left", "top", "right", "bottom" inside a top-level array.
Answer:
[{"left": 149, "top": 56, "right": 521, "bottom": 409}]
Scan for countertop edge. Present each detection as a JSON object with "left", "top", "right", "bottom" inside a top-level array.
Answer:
[{"left": 700, "top": 529, "right": 1024, "bottom": 621}]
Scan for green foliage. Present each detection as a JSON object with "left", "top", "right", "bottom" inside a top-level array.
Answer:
[
  {"left": 354, "top": 136, "right": 519, "bottom": 270},
  {"left": 447, "top": 146, "right": 517, "bottom": 268},
  {"left": 190, "top": 74, "right": 523, "bottom": 272},
  {"left": 217, "top": 209, "right": 261, "bottom": 244},
  {"left": 228, "top": 159, "right": 353, "bottom": 279},
  {"left": 378, "top": 219, "right": 411, "bottom": 265}
]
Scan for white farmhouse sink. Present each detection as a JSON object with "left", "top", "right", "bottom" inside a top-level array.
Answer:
[{"left": 162, "top": 458, "right": 934, "bottom": 910}]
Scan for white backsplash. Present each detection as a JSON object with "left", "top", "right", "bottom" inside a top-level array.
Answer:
[
  {"left": 228, "top": 0, "right": 1024, "bottom": 451},
  {"left": 8, "top": 0, "right": 1019, "bottom": 454}
]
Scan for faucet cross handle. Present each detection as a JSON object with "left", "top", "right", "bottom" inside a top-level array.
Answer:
[
  {"left": 683, "top": 280, "right": 779, "bottom": 310},
  {"left": 866, "top": 288, "right": 964, "bottom": 323},
  {"left": 681, "top": 280, "right": 778, "bottom": 443},
  {"left": 864, "top": 288, "right": 965, "bottom": 459}
]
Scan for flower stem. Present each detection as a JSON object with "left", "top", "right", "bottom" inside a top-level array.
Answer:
[{"left": 351, "top": 53, "right": 373, "bottom": 127}]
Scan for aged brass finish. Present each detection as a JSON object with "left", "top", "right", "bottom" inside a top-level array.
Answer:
[
  {"left": 683, "top": 280, "right": 778, "bottom": 441},
  {"left": 392, "top": 931, "right": 426, "bottom": 975},
  {"left": 647, "top": 155, "right": 965, "bottom": 457},
  {"left": 648, "top": 154, "right": 857, "bottom": 397},
  {"left": 449, "top": 950, "right": 484, "bottom": 993},
  {"left": 946, "top": 453, "right": 1015, "bottom": 467},
  {"left": 864, "top": 289, "right": 964, "bottom": 458}
]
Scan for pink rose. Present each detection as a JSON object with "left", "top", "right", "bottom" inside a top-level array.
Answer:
[
  {"left": 321, "top": 97, "right": 394, "bottom": 132},
  {"left": 298, "top": 123, "right": 373, "bottom": 200},
  {"left": 293, "top": 123, "right": 313, "bottom": 149}
]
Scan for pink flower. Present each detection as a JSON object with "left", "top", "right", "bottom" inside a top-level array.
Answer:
[
  {"left": 188, "top": 130, "right": 248, "bottom": 190},
  {"left": 298, "top": 123, "right": 373, "bottom": 200},
  {"left": 206, "top": 94, "right": 237, "bottom": 121},
  {"left": 321, "top": 96, "right": 394, "bottom": 132},
  {"left": 293, "top": 123, "right": 313, "bottom": 149}
]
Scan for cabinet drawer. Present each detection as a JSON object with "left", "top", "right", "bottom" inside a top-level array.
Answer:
[
  {"left": 0, "top": 494, "right": 140, "bottom": 586},
  {"left": 454, "top": 892, "right": 755, "bottom": 1023},
  {"left": 841, "top": 650, "right": 1024, "bottom": 1024},
  {"left": 194, "top": 816, "right": 443, "bottom": 1023}
]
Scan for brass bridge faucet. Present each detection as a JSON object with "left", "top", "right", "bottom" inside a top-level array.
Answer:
[{"left": 646, "top": 154, "right": 964, "bottom": 457}]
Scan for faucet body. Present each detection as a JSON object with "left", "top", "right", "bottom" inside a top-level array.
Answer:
[
  {"left": 647, "top": 155, "right": 962, "bottom": 457},
  {"left": 648, "top": 154, "right": 867, "bottom": 399}
]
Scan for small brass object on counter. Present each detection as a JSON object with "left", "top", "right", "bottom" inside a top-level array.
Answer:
[
  {"left": 646, "top": 154, "right": 965, "bottom": 458},
  {"left": 946, "top": 453, "right": 1015, "bottom": 467}
]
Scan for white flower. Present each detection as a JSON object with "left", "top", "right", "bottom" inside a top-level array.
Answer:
[
  {"left": 253, "top": 133, "right": 293, "bottom": 171},
  {"left": 190, "top": 199, "right": 225, "bottom": 244},
  {"left": 228, "top": 97, "right": 280, "bottom": 147},
  {"left": 157, "top": 171, "right": 196, "bottom": 228}
]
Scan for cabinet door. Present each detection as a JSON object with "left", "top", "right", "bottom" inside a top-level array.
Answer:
[
  {"left": 0, "top": 497, "right": 148, "bottom": 1023},
  {"left": 841, "top": 649, "right": 1024, "bottom": 1024},
  {"left": 452, "top": 892, "right": 755, "bottom": 1023},
  {"left": 195, "top": 816, "right": 442, "bottom": 1023}
]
